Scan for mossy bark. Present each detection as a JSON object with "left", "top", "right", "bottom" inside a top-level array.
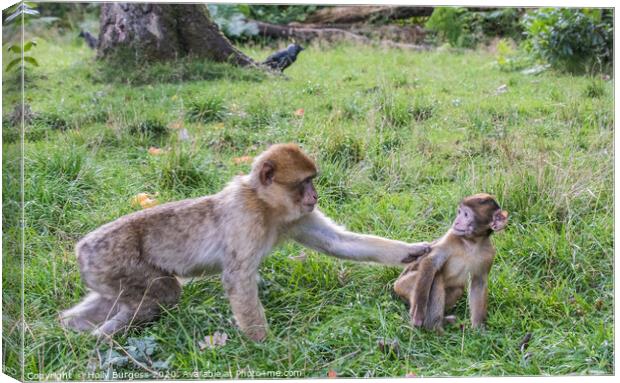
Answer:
[{"left": 97, "top": 3, "right": 255, "bottom": 66}]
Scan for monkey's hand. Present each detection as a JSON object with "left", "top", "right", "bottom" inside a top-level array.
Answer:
[
  {"left": 401, "top": 242, "right": 432, "bottom": 264},
  {"left": 243, "top": 323, "right": 268, "bottom": 342}
]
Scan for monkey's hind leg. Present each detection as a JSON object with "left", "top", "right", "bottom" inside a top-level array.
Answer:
[
  {"left": 441, "top": 286, "right": 464, "bottom": 328},
  {"left": 92, "top": 303, "right": 163, "bottom": 338},
  {"left": 445, "top": 286, "right": 464, "bottom": 310},
  {"left": 423, "top": 274, "right": 446, "bottom": 333},
  {"left": 92, "top": 274, "right": 181, "bottom": 338},
  {"left": 60, "top": 292, "right": 120, "bottom": 332}
]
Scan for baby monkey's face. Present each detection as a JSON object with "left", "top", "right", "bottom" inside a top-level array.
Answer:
[
  {"left": 451, "top": 194, "right": 509, "bottom": 238},
  {"left": 451, "top": 205, "right": 476, "bottom": 237}
]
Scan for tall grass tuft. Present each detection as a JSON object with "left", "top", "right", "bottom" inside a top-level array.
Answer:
[
  {"left": 154, "top": 147, "right": 220, "bottom": 193},
  {"left": 186, "top": 96, "right": 227, "bottom": 123}
]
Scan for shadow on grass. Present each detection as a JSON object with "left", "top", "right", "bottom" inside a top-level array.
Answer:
[{"left": 92, "top": 57, "right": 267, "bottom": 85}]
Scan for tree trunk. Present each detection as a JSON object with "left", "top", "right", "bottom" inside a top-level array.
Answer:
[
  {"left": 288, "top": 22, "right": 427, "bottom": 44},
  {"left": 97, "top": 3, "right": 256, "bottom": 66},
  {"left": 253, "top": 20, "right": 368, "bottom": 43},
  {"left": 253, "top": 21, "right": 430, "bottom": 51},
  {"left": 303, "top": 6, "right": 434, "bottom": 25},
  {"left": 302, "top": 6, "right": 504, "bottom": 25}
]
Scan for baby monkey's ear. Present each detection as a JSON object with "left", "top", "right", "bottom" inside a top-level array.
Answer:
[{"left": 490, "top": 210, "right": 509, "bottom": 232}]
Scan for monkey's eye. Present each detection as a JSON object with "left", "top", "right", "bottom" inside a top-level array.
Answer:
[{"left": 296, "top": 178, "right": 311, "bottom": 189}]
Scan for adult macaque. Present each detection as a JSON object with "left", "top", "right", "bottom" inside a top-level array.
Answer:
[
  {"left": 394, "top": 193, "right": 508, "bottom": 332},
  {"left": 61, "top": 143, "right": 430, "bottom": 341}
]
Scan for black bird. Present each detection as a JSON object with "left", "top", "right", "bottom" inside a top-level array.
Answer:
[
  {"left": 262, "top": 44, "right": 304, "bottom": 72},
  {"left": 79, "top": 30, "right": 98, "bottom": 49}
]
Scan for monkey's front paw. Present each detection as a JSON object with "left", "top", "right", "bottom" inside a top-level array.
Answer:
[
  {"left": 91, "top": 327, "right": 112, "bottom": 339},
  {"left": 243, "top": 325, "right": 268, "bottom": 342},
  {"left": 59, "top": 315, "right": 97, "bottom": 332},
  {"left": 401, "top": 242, "right": 432, "bottom": 264}
]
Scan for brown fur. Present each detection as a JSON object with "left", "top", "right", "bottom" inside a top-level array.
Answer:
[
  {"left": 394, "top": 194, "right": 508, "bottom": 332},
  {"left": 61, "top": 143, "right": 430, "bottom": 341},
  {"left": 262, "top": 143, "right": 317, "bottom": 183}
]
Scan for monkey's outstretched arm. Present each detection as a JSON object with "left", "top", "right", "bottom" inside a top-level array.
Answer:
[
  {"left": 410, "top": 249, "right": 450, "bottom": 327},
  {"left": 289, "top": 210, "right": 430, "bottom": 266}
]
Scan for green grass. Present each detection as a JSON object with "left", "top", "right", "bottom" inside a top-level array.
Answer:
[{"left": 2, "top": 31, "right": 613, "bottom": 379}]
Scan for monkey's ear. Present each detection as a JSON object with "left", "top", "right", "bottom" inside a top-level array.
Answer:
[
  {"left": 490, "top": 210, "right": 509, "bottom": 231},
  {"left": 259, "top": 160, "right": 275, "bottom": 186}
]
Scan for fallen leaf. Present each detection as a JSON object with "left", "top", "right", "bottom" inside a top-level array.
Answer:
[
  {"left": 171, "top": 94, "right": 178, "bottom": 101},
  {"left": 141, "top": 198, "right": 159, "bottom": 209},
  {"left": 131, "top": 193, "right": 148, "bottom": 207},
  {"left": 101, "top": 349, "right": 129, "bottom": 369},
  {"left": 126, "top": 336, "right": 157, "bottom": 364},
  {"left": 288, "top": 251, "right": 307, "bottom": 261},
  {"left": 148, "top": 147, "right": 164, "bottom": 156},
  {"left": 214, "top": 122, "right": 225, "bottom": 130},
  {"left": 168, "top": 120, "right": 183, "bottom": 130},
  {"left": 294, "top": 108, "right": 305, "bottom": 117},
  {"left": 327, "top": 369, "right": 337, "bottom": 378},
  {"left": 233, "top": 156, "right": 253, "bottom": 165},
  {"left": 131, "top": 193, "right": 159, "bottom": 209},
  {"left": 198, "top": 331, "right": 229, "bottom": 351},
  {"left": 151, "top": 355, "right": 174, "bottom": 370}
]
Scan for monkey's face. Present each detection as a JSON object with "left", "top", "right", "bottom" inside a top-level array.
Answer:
[
  {"left": 452, "top": 204, "right": 477, "bottom": 237},
  {"left": 297, "top": 176, "right": 318, "bottom": 212},
  {"left": 278, "top": 175, "right": 318, "bottom": 215},
  {"left": 269, "top": 175, "right": 319, "bottom": 221},
  {"left": 257, "top": 174, "right": 317, "bottom": 221},
  {"left": 452, "top": 198, "right": 509, "bottom": 238},
  {"left": 256, "top": 146, "right": 319, "bottom": 221}
]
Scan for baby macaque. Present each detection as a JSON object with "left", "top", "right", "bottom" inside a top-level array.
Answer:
[{"left": 394, "top": 193, "right": 508, "bottom": 331}]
